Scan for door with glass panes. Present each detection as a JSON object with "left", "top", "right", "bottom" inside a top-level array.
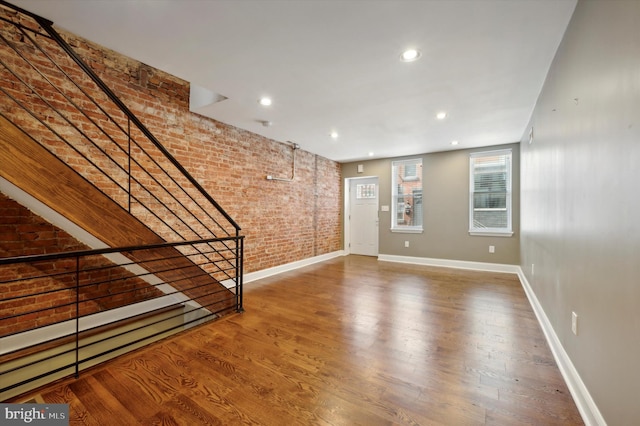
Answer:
[{"left": 349, "top": 177, "right": 379, "bottom": 256}]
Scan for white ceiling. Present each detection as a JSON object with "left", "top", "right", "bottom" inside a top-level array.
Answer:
[{"left": 16, "top": 0, "right": 576, "bottom": 162}]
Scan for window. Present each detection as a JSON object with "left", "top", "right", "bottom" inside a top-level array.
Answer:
[
  {"left": 356, "top": 183, "right": 376, "bottom": 199},
  {"left": 391, "top": 158, "right": 423, "bottom": 232},
  {"left": 469, "top": 149, "right": 512, "bottom": 236}
]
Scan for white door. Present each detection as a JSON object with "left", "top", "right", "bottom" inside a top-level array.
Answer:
[{"left": 349, "top": 177, "right": 379, "bottom": 256}]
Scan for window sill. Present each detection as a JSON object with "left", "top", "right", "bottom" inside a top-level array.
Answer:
[
  {"left": 391, "top": 228, "right": 424, "bottom": 234},
  {"left": 469, "top": 230, "right": 513, "bottom": 237}
]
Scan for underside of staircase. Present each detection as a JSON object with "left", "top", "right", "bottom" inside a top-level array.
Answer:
[
  {"left": 0, "top": 0, "right": 243, "bottom": 401},
  {"left": 0, "top": 115, "right": 235, "bottom": 315}
]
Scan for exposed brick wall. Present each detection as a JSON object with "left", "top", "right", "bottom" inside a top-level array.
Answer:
[
  {"left": 0, "top": 8, "right": 342, "bottom": 276},
  {"left": 0, "top": 194, "right": 163, "bottom": 336},
  {"left": 62, "top": 29, "right": 342, "bottom": 271},
  {"left": 65, "top": 35, "right": 343, "bottom": 271}
]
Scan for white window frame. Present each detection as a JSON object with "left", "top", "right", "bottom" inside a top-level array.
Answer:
[
  {"left": 391, "top": 158, "right": 423, "bottom": 233},
  {"left": 469, "top": 149, "right": 513, "bottom": 236}
]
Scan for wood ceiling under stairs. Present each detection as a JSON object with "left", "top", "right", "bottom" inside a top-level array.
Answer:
[{"left": 0, "top": 114, "right": 235, "bottom": 314}]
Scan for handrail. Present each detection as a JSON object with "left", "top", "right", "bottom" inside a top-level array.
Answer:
[
  {"left": 0, "top": 1, "right": 244, "bottom": 298},
  {"left": 0, "top": 0, "right": 247, "bottom": 304},
  {"left": 0, "top": 236, "right": 244, "bottom": 399},
  {"left": 0, "top": 1, "right": 248, "bottom": 401},
  {"left": 0, "top": 0, "right": 52, "bottom": 26},
  {"left": 0, "top": 236, "right": 242, "bottom": 266},
  {"left": 39, "top": 21, "right": 240, "bottom": 233},
  {"left": 0, "top": 8, "right": 243, "bottom": 313},
  {"left": 0, "top": 0, "right": 246, "bottom": 376},
  {"left": 0, "top": 0, "right": 240, "bottom": 232}
]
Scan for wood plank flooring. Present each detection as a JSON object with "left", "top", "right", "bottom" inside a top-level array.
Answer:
[{"left": 10, "top": 255, "right": 583, "bottom": 425}]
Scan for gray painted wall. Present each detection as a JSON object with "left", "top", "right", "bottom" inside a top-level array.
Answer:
[
  {"left": 520, "top": 1, "right": 640, "bottom": 423},
  {"left": 342, "top": 143, "right": 520, "bottom": 265}
]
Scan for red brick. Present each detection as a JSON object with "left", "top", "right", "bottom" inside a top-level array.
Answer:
[{"left": 1, "top": 8, "right": 341, "bottom": 330}]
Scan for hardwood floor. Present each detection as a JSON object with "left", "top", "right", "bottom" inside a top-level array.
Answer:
[{"left": 10, "top": 255, "right": 583, "bottom": 425}]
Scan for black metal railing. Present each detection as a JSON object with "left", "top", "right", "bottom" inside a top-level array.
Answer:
[
  {"left": 0, "top": 3, "right": 242, "bottom": 293},
  {"left": 0, "top": 237, "right": 244, "bottom": 400},
  {"left": 0, "top": 1, "right": 240, "bottom": 240},
  {"left": 0, "top": 1, "right": 245, "bottom": 398}
]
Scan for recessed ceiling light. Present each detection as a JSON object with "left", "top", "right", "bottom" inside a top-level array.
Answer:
[
  {"left": 400, "top": 49, "right": 421, "bottom": 62},
  {"left": 368, "top": 152, "right": 374, "bottom": 157},
  {"left": 451, "top": 140, "right": 459, "bottom": 146},
  {"left": 436, "top": 112, "right": 447, "bottom": 120},
  {"left": 258, "top": 97, "right": 272, "bottom": 106},
  {"left": 330, "top": 131, "right": 339, "bottom": 139}
]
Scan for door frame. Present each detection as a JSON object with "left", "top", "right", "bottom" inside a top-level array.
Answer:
[{"left": 344, "top": 176, "right": 379, "bottom": 256}]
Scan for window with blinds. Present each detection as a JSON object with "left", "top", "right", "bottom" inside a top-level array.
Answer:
[{"left": 469, "top": 149, "right": 512, "bottom": 235}]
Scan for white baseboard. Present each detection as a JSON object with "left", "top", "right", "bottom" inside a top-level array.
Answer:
[
  {"left": 516, "top": 268, "right": 606, "bottom": 426},
  {"left": 377, "top": 253, "right": 604, "bottom": 425},
  {"left": 377, "top": 254, "right": 520, "bottom": 274},
  {"left": 244, "top": 250, "right": 346, "bottom": 283},
  {"left": 222, "top": 251, "right": 604, "bottom": 426},
  {"left": 221, "top": 250, "right": 346, "bottom": 288}
]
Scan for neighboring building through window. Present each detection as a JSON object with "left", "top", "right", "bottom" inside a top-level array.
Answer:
[
  {"left": 391, "top": 158, "right": 423, "bottom": 232},
  {"left": 469, "top": 149, "right": 512, "bottom": 235}
]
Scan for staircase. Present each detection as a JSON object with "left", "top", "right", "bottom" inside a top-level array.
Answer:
[
  {"left": 0, "top": 116, "right": 236, "bottom": 314},
  {"left": 0, "top": 1, "right": 243, "bottom": 400}
]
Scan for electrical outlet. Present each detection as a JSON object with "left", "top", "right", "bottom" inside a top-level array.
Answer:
[
  {"left": 489, "top": 245, "right": 495, "bottom": 253},
  {"left": 531, "top": 263, "right": 535, "bottom": 276},
  {"left": 404, "top": 241, "right": 410, "bottom": 248},
  {"left": 571, "top": 312, "right": 578, "bottom": 335}
]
